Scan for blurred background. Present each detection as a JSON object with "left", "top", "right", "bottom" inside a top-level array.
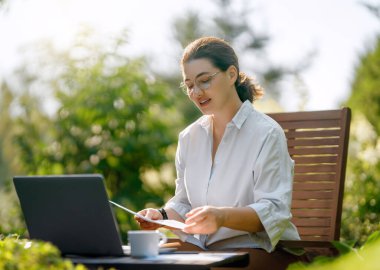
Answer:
[{"left": 0, "top": 0, "right": 379, "bottom": 245}]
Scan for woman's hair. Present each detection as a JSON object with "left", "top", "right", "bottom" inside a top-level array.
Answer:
[{"left": 181, "top": 36, "right": 264, "bottom": 103}]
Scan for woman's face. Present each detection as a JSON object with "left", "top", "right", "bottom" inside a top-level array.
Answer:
[{"left": 182, "top": 58, "right": 236, "bottom": 115}]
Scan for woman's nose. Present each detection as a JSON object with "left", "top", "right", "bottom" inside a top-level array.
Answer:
[{"left": 192, "top": 85, "right": 203, "bottom": 96}]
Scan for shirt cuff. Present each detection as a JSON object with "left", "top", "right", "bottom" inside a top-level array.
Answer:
[
  {"left": 165, "top": 201, "right": 191, "bottom": 220},
  {"left": 248, "top": 203, "right": 284, "bottom": 252}
]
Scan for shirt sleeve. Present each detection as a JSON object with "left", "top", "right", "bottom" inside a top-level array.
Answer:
[
  {"left": 165, "top": 133, "right": 192, "bottom": 220},
  {"left": 248, "top": 127, "right": 295, "bottom": 252}
]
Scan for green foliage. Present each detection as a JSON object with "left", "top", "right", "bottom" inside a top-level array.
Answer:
[
  {"left": 7, "top": 29, "right": 183, "bottom": 239},
  {"left": 0, "top": 235, "right": 86, "bottom": 270},
  {"left": 171, "top": 0, "right": 311, "bottom": 100},
  {"left": 0, "top": 82, "right": 21, "bottom": 186},
  {"left": 173, "top": 11, "right": 204, "bottom": 49},
  {"left": 0, "top": 188, "right": 25, "bottom": 235},
  {"left": 164, "top": 0, "right": 312, "bottom": 125},
  {"left": 341, "top": 114, "right": 380, "bottom": 244},
  {"left": 0, "top": 83, "right": 12, "bottom": 184},
  {"left": 288, "top": 231, "right": 380, "bottom": 270},
  {"left": 347, "top": 36, "right": 380, "bottom": 134},
  {"left": 0, "top": 82, "right": 25, "bottom": 235},
  {"left": 331, "top": 240, "right": 357, "bottom": 256},
  {"left": 342, "top": 35, "right": 380, "bottom": 244},
  {"left": 365, "top": 230, "right": 380, "bottom": 245}
]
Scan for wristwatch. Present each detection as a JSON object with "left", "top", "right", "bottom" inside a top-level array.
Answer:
[{"left": 158, "top": 208, "right": 168, "bottom": 220}]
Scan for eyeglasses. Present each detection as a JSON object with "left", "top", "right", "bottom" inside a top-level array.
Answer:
[{"left": 180, "top": 71, "right": 221, "bottom": 96}]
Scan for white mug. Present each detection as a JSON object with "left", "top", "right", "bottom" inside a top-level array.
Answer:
[{"left": 128, "top": 230, "right": 167, "bottom": 258}]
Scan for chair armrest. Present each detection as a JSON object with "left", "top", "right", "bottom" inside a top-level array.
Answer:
[
  {"left": 278, "top": 240, "right": 339, "bottom": 258},
  {"left": 278, "top": 240, "right": 335, "bottom": 248}
]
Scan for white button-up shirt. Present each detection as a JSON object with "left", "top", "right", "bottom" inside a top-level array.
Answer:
[{"left": 166, "top": 101, "right": 300, "bottom": 252}]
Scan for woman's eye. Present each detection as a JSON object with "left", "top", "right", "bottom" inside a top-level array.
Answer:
[{"left": 199, "top": 78, "right": 211, "bottom": 84}]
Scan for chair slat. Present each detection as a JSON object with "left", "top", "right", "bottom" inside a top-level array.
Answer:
[
  {"left": 300, "top": 235, "right": 331, "bottom": 241},
  {"left": 293, "top": 173, "right": 335, "bottom": 182},
  {"left": 287, "top": 138, "right": 340, "bottom": 147},
  {"left": 293, "top": 182, "right": 335, "bottom": 191},
  {"left": 289, "top": 147, "right": 338, "bottom": 155},
  {"left": 292, "top": 199, "right": 333, "bottom": 209},
  {"left": 268, "top": 109, "right": 343, "bottom": 122},
  {"left": 295, "top": 165, "right": 337, "bottom": 174},
  {"left": 297, "top": 227, "right": 331, "bottom": 236},
  {"left": 278, "top": 119, "right": 340, "bottom": 130},
  {"left": 293, "top": 191, "right": 333, "bottom": 200},
  {"left": 291, "top": 217, "right": 331, "bottom": 227},
  {"left": 285, "top": 129, "right": 341, "bottom": 139},
  {"left": 292, "top": 209, "right": 333, "bottom": 218},
  {"left": 292, "top": 156, "right": 338, "bottom": 164}
]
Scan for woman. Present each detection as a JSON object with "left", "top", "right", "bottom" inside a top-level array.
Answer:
[{"left": 136, "top": 37, "right": 299, "bottom": 252}]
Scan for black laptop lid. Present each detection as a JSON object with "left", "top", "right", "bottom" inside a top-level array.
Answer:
[{"left": 13, "top": 174, "right": 124, "bottom": 256}]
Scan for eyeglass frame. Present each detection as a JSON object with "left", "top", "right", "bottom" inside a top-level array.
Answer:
[{"left": 180, "top": 71, "right": 221, "bottom": 96}]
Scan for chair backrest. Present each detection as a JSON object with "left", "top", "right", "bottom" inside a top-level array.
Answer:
[{"left": 267, "top": 108, "right": 351, "bottom": 242}]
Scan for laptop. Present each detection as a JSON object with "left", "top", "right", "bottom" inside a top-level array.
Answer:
[{"left": 13, "top": 174, "right": 126, "bottom": 257}]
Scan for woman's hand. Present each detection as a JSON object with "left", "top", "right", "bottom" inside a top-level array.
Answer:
[
  {"left": 135, "top": 208, "right": 162, "bottom": 230},
  {"left": 183, "top": 206, "right": 225, "bottom": 234}
]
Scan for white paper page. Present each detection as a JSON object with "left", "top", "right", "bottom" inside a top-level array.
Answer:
[{"left": 109, "top": 201, "right": 186, "bottom": 230}]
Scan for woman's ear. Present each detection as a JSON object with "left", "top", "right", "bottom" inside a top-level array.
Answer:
[{"left": 227, "top": 65, "right": 238, "bottom": 85}]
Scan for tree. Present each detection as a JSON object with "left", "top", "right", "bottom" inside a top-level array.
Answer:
[
  {"left": 347, "top": 37, "right": 380, "bottom": 135},
  {"left": 159, "top": 0, "right": 311, "bottom": 125},
  {"left": 10, "top": 29, "right": 183, "bottom": 238},
  {"left": 0, "top": 82, "right": 26, "bottom": 235},
  {"left": 342, "top": 5, "right": 380, "bottom": 243},
  {"left": 0, "top": 82, "right": 15, "bottom": 185}
]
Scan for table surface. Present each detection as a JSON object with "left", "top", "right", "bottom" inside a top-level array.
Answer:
[{"left": 68, "top": 251, "right": 249, "bottom": 270}]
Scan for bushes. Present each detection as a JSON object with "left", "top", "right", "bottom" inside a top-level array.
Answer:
[
  {"left": 6, "top": 31, "right": 183, "bottom": 241},
  {"left": 343, "top": 34, "right": 380, "bottom": 244},
  {"left": 0, "top": 235, "right": 86, "bottom": 270},
  {"left": 288, "top": 231, "right": 380, "bottom": 270}
]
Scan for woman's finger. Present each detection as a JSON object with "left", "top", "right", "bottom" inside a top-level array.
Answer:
[
  {"left": 137, "top": 219, "right": 160, "bottom": 230},
  {"left": 183, "top": 219, "right": 215, "bottom": 234},
  {"left": 134, "top": 208, "right": 163, "bottom": 230},
  {"left": 136, "top": 209, "right": 147, "bottom": 216},
  {"left": 145, "top": 208, "right": 159, "bottom": 219},
  {"left": 183, "top": 222, "right": 199, "bottom": 234},
  {"left": 185, "top": 207, "right": 203, "bottom": 217},
  {"left": 185, "top": 208, "right": 207, "bottom": 224}
]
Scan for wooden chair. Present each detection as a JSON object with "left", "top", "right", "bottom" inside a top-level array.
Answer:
[
  {"left": 167, "top": 107, "right": 352, "bottom": 269},
  {"left": 268, "top": 107, "right": 351, "bottom": 255}
]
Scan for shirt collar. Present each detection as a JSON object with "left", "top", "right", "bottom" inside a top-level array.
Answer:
[
  {"left": 200, "top": 115, "right": 212, "bottom": 133},
  {"left": 231, "top": 100, "right": 252, "bottom": 129},
  {"left": 199, "top": 100, "right": 253, "bottom": 131}
]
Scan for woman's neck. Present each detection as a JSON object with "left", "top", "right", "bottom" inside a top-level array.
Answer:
[
  {"left": 210, "top": 97, "right": 242, "bottom": 162},
  {"left": 212, "top": 98, "right": 243, "bottom": 131}
]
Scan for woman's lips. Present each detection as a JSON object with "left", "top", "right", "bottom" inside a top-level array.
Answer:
[{"left": 199, "top": 98, "right": 211, "bottom": 106}]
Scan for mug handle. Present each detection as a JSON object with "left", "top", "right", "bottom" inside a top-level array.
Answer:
[{"left": 157, "top": 231, "right": 167, "bottom": 246}]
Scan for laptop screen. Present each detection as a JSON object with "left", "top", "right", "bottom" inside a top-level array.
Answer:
[{"left": 13, "top": 174, "right": 125, "bottom": 257}]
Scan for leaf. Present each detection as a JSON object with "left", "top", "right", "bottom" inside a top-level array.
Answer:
[
  {"left": 344, "top": 239, "right": 357, "bottom": 248},
  {"left": 364, "top": 230, "right": 380, "bottom": 246},
  {"left": 332, "top": 240, "right": 356, "bottom": 255}
]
